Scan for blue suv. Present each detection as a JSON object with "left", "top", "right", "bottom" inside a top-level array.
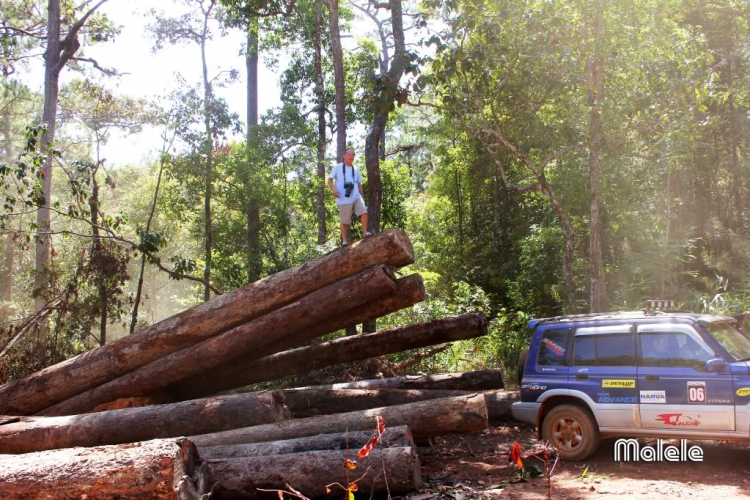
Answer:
[{"left": 512, "top": 311, "right": 750, "bottom": 461}]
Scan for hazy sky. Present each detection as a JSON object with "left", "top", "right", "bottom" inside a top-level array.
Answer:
[{"left": 26, "top": 1, "right": 307, "bottom": 167}]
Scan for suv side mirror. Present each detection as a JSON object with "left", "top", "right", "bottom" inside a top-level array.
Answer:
[{"left": 706, "top": 358, "right": 727, "bottom": 373}]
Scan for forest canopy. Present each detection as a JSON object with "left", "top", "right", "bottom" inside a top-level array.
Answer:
[{"left": 1, "top": 0, "right": 749, "bottom": 382}]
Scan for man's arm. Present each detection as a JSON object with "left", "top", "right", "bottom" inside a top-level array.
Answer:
[
  {"left": 328, "top": 176, "right": 340, "bottom": 198},
  {"left": 358, "top": 182, "right": 365, "bottom": 198}
]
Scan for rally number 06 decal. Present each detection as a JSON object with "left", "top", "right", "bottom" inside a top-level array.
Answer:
[{"left": 687, "top": 381, "right": 706, "bottom": 404}]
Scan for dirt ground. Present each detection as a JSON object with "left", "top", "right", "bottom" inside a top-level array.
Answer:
[{"left": 412, "top": 421, "right": 750, "bottom": 499}]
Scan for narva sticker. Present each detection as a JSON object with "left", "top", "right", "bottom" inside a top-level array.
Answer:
[
  {"left": 736, "top": 387, "right": 750, "bottom": 397},
  {"left": 640, "top": 391, "right": 666, "bottom": 404},
  {"left": 602, "top": 379, "right": 636, "bottom": 388}
]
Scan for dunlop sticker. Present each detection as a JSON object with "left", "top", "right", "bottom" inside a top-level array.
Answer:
[{"left": 602, "top": 379, "right": 636, "bottom": 389}]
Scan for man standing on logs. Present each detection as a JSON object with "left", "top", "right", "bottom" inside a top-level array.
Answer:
[{"left": 328, "top": 147, "right": 370, "bottom": 247}]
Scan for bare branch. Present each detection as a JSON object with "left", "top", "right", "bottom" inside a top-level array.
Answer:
[{"left": 70, "top": 56, "right": 120, "bottom": 76}]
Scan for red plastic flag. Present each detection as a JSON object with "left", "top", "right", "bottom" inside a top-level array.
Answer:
[
  {"left": 376, "top": 415, "right": 386, "bottom": 435},
  {"left": 357, "top": 416, "right": 386, "bottom": 458},
  {"left": 509, "top": 442, "right": 524, "bottom": 469},
  {"left": 357, "top": 434, "right": 379, "bottom": 458}
]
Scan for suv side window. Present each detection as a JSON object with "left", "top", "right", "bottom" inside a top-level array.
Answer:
[
  {"left": 639, "top": 332, "right": 715, "bottom": 370},
  {"left": 573, "top": 325, "right": 635, "bottom": 366},
  {"left": 537, "top": 329, "right": 569, "bottom": 366}
]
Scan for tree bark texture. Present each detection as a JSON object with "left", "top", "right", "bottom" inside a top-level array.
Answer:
[
  {"left": 315, "top": 0, "right": 327, "bottom": 245},
  {"left": 283, "top": 388, "right": 469, "bottom": 418},
  {"left": 587, "top": 0, "right": 605, "bottom": 313},
  {"left": 327, "top": 0, "right": 346, "bottom": 162},
  {"left": 0, "top": 391, "right": 287, "bottom": 454},
  {"left": 190, "top": 393, "right": 488, "bottom": 447},
  {"left": 281, "top": 388, "right": 516, "bottom": 421},
  {"left": 294, "top": 369, "right": 505, "bottom": 392},
  {"left": 207, "top": 447, "right": 421, "bottom": 499},
  {"left": 169, "top": 287, "right": 480, "bottom": 402},
  {"left": 246, "top": 21, "right": 262, "bottom": 283},
  {"left": 200, "top": 425, "right": 412, "bottom": 459},
  {"left": 40, "top": 266, "right": 398, "bottom": 416},
  {"left": 0, "top": 228, "right": 413, "bottom": 416},
  {"left": 33, "top": 0, "right": 62, "bottom": 334},
  {"left": 483, "top": 390, "right": 518, "bottom": 421},
  {"left": 0, "top": 437, "right": 208, "bottom": 499},
  {"left": 200, "top": 4, "right": 215, "bottom": 302},
  {"left": 364, "top": 0, "right": 408, "bottom": 235},
  {"left": 1, "top": 100, "right": 13, "bottom": 302}
]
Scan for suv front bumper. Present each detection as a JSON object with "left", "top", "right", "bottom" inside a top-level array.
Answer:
[{"left": 511, "top": 402, "right": 541, "bottom": 425}]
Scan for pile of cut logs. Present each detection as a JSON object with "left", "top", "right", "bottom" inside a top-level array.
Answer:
[{"left": 0, "top": 230, "right": 516, "bottom": 499}]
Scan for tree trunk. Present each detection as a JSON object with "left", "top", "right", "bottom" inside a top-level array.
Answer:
[
  {"left": 208, "top": 447, "right": 421, "bottom": 499},
  {"left": 0, "top": 438, "right": 209, "bottom": 499},
  {"left": 169, "top": 274, "right": 426, "bottom": 400},
  {"left": 293, "top": 369, "right": 505, "bottom": 392},
  {"left": 90, "top": 170, "right": 107, "bottom": 346},
  {"left": 327, "top": 0, "right": 346, "bottom": 162},
  {"left": 364, "top": 0, "right": 408, "bottom": 237},
  {"left": 39, "top": 266, "right": 398, "bottom": 416},
  {"left": 282, "top": 388, "right": 518, "bottom": 421},
  {"left": 0, "top": 229, "right": 413, "bottom": 416},
  {"left": 200, "top": 425, "right": 412, "bottom": 459},
  {"left": 0, "top": 391, "right": 287, "bottom": 454},
  {"left": 283, "top": 388, "right": 470, "bottom": 418},
  {"left": 586, "top": 0, "right": 605, "bottom": 313},
  {"left": 315, "top": 0, "right": 327, "bottom": 245},
  {"left": 201, "top": 7, "right": 215, "bottom": 302},
  {"left": 246, "top": 21, "right": 262, "bottom": 283},
  {"left": 191, "top": 393, "right": 488, "bottom": 446},
  {"left": 483, "top": 390, "right": 518, "bottom": 421},
  {"left": 33, "top": 0, "right": 64, "bottom": 341},
  {"left": 1, "top": 100, "right": 13, "bottom": 302}
]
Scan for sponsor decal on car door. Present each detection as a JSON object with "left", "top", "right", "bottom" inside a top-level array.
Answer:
[
  {"left": 569, "top": 324, "right": 638, "bottom": 428},
  {"left": 637, "top": 323, "right": 735, "bottom": 431}
]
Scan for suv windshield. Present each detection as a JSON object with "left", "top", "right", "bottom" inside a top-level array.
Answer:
[{"left": 707, "top": 322, "right": 750, "bottom": 361}]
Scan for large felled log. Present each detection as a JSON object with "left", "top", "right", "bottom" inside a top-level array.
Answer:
[
  {"left": 41, "top": 266, "right": 398, "bottom": 417},
  {"left": 282, "top": 388, "right": 467, "bottom": 417},
  {"left": 293, "top": 369, "right": 505, "bottom": 392},
  {"left": 0, "top": 391, "right": 287, "bottom": 454},
  {"left": 200, "top": 425, "right": 413, "bottom": 459},
  {"left": 484, "top": 390, "right": 519, "bottom": 421},
  {"left": 173, "top": 307, "right": 484, "bottom": 402},
  {"left": 207, "top": 447, "right": 421, "bottom": 499},
  {"left": 191, "top": 394, "right": 487, "bottom": 447},
  {"left": 0, "top": 438, "right": 209, "bottom": 499},
  {"left": 283, "top": 388, "right": 519, "bottom": 421},
  {"left": 0, "top": 229, "right": 413, "bottom": 416}
]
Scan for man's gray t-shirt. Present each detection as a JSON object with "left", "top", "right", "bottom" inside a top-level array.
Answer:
[{"left": 329, "top": 163, "right": 362, "bottom": 206}]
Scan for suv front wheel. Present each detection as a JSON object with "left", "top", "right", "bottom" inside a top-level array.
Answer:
[{"left": 542, "top": 404, "right": 600, "bottom": 461}]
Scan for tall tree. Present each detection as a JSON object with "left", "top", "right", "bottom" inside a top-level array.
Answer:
[
  {"left": 363, "top": 0, "right": 408, "bottom": 236},
  {"left": 586, "top": 0, "right": 605, "bottom": 312},
  {"left": 34, "top": 0, "right": 113, "bottom": 338},
  {"left": 327, "top": 0, "right": 346, "bottom": 162},
  {"left": 315, "top": 0, "right": 327, "bottom": 245}
]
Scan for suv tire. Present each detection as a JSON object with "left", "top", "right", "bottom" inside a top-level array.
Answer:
[
  {"left": 542, "top": 404, "right": 600, "bottom": 461},
  {"left": 516, "top": 347, "right": 529, "bottom": 387}
]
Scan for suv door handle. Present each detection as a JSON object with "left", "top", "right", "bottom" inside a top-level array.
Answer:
[
  {"left": 576, "top": 374, "right": 589, "bottom": 380},
  {"left": 645, "top": 375, "right": 660, "bottom": 381}
]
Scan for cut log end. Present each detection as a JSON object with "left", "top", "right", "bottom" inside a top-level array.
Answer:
[{"left": 0, "top": 438, "right": 210, "bottom": 499}]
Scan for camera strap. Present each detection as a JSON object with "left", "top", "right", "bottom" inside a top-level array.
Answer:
[{"left": 341, "top": 163, "right": 355, "bottom": 184}]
